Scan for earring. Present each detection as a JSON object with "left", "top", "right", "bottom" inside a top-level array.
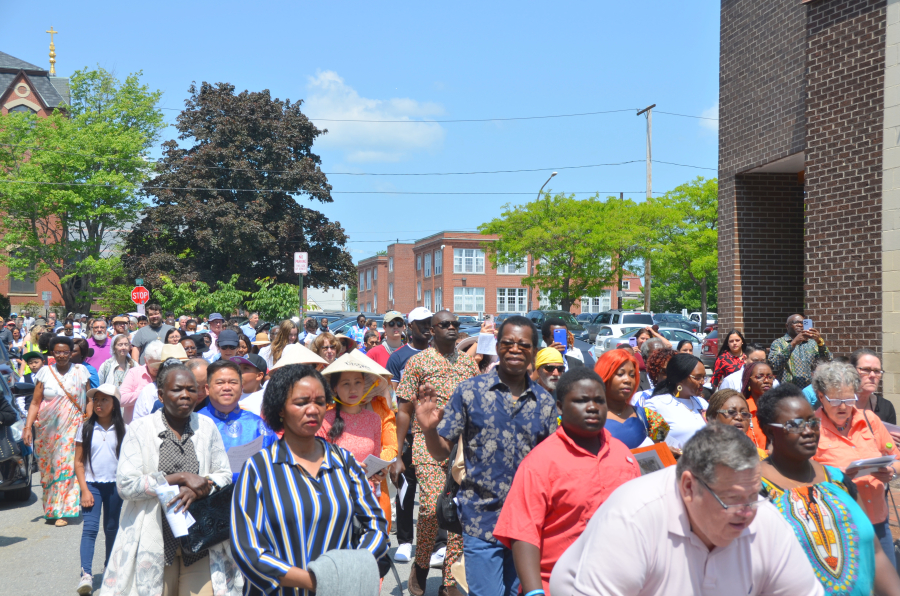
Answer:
[{"left": 676, "top": 384, "right": 683, "bottom": 398}]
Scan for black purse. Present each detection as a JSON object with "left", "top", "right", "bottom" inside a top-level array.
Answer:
[
  {"left": 0, "top": 425, "right": 21, "bottom": 462},
  {"left": 436, "top": 443, "right": 463, "bottom": 535},
  {"left": 179, "top": 483, "right": 235, "bottom": 554}
]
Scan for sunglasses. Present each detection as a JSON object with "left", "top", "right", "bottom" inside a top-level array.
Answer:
[
  {"left": 386, "top": 320, "right": 406, "bottom": 328},
  {"left": 768, "top": 418, "right": 821, "bottom": 433},
  {"left": 435, "top": 321, "right": 461, "bottom": 329},
  {"left": 541, "top": 365, "right": 565, "bottom": 374}
]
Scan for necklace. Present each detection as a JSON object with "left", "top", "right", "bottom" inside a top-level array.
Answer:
[
  {"left": 607, "top": 403, "right": 632, "bottom": 418},
  {"left": 835, "top": 420, "right": 850, "bottom": 432}
]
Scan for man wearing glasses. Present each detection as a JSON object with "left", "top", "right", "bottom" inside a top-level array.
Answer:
[
  {"left": 416, "top": 315, "right": 559, "bottom": 596},
  {"left": 367, "top": 311, "right": 405, "bottom": 368},
  {"left": 769, "top": 314, "right": 832, "bottom": 389},
  {"left": 398, "top": 309, "right": 479, "bottom": 596},
  {"left": 549, "top": 424, "right": 822, "bottom": 596}
]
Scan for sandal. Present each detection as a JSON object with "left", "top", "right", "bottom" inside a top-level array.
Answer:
[{"left": 54, "top": 519, "right": 68, "bottom": 527}]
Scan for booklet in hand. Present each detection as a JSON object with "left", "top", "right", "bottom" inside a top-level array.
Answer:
[
  {"left": 845, "top": 454, "right": 896, "bottom": 476},
  {"left": 361, "top": 454, "right": 396, "bottom": 479}
]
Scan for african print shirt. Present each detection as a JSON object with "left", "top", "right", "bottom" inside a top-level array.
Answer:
[
  {"left": 437, "top": 370, "right": 559, "bottom": 542},
  {"left": 768, "top": 334, "right": 832, "bottom": 389}
]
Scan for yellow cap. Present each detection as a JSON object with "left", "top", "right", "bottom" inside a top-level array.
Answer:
[{"left": 535, "top": 347, "right": 564, "bottom": 369}]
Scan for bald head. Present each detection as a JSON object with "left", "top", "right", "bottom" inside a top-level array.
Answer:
[{"left": 786, "top": 314, "right": 804, "bottom": 338}]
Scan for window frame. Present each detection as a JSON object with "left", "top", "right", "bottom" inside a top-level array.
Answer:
[
  {"left": 434, "top": 250, "right": 442, "bottom": 275},
  {"left": 453, "top": 287, "right": 485, "bottom": 312},
  {"left": 453, "top": 248, "right": 485, "bottom": 274},
  {"left": 496, "top": 288, "right": 527, "bottom": 313},
  {"left": 496, "top": 255, "right": 528, "bottom": 275},
  {"left": 424, "top": 253, "right": 431, "bottom": 278}
]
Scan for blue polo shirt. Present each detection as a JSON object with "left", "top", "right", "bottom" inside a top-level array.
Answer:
[{"left": 197, "top": 402, "right": 277, "bottom": 482}]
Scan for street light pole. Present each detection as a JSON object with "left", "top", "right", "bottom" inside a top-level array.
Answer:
[
  {"left": 636, "top": 104, "right": 655, "bottom": 312},
  {"left": 529, "top": 172, "right": 558, "bottom": 311}
]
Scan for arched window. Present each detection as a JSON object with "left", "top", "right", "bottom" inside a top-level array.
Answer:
[{"left": 7, "top": 105, "right": 36, "bottom": 114}]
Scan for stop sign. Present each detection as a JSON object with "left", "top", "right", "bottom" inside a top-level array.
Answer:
[{"left": 131, "top": 286, "right": 150, "bottom": 305}]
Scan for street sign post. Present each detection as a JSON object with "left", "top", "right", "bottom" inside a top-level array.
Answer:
[
  {"left": 42, "top": 290, "right": 51, "bottom": 315},
  {"left": 294, "top": 252, "right": 308, "bottom": 318},
  {"left": 132, "top": 286, "right": 150, "bottom": 315}
]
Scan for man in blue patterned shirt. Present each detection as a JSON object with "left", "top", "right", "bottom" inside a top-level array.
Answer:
[{"left": 416, "top": 315, "right": 558, "bottom": 596}]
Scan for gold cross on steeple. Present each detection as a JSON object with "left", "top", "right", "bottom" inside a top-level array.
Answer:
[{"left": 46, "top": 27, "right": 58, "bottom": 75}]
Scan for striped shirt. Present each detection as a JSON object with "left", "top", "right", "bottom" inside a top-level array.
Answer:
[{"left": 230, "top": 437, "right": 389, "bottom": 596}]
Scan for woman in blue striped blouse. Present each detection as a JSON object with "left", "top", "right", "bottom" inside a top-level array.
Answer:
[{"left": 230, "top": 364, "right": 389, "bottom": 595}]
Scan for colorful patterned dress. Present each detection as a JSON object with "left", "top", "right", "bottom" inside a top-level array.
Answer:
[
  {"left": 34, "top": 363, "right": 91, "bottom": 519},
  {"left": 760, "top": 466, "right": 875, "bottom": 595}
]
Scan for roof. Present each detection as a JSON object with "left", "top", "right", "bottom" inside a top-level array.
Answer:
[
  {"left": 0, "top": 51, "right": 42, "bottom": 71},
  {"left": 0, "top": 70, "right": 68, "bottom": 109}
]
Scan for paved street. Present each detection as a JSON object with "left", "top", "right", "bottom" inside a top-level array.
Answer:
[{"left": 0, "top": 473, "right": 441, "bottom": 596}]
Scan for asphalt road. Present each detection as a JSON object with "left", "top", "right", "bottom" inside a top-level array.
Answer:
[{"left": 0, "top": 473, "right": 440, "bottom": 596}]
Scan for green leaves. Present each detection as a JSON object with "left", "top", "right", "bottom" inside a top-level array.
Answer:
[
  {"left": 245, "top": 278, "right": 301, "bottom": 321},
  {"left": 154, "top": 274, "right": 249, "bottom": 317}
]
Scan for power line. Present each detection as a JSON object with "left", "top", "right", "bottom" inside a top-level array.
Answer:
[{"left": 655, "top": 110, "right": 718, "bottom": 121}]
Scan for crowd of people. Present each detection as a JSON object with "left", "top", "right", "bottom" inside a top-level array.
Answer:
[{"left": 2, "top": 305, "right": 900, "bottom": 595}]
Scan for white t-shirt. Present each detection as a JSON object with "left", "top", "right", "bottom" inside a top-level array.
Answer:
[
  {"left": 132, "top": 382, "right": 159, "bottom": 420},
  {"left": 75, "top": 422, "right": 121, "bottom": 483},
  {"left": 644, "top": 392, "right": 709, "bottom": 450},
  {"left": 719, "top": 367, "right": 781, "bottom": 392},
  {"left": 549, "top": 466, "right": 823, "bottom": 596},
  {"left": 239, "top": 381, "right": 268, "bottom": 417}
]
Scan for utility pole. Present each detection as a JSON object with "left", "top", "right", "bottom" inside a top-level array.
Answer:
[
  {"left": 528, "top": 172, "right": 557, "bottom": 311},
  {"left": 637, "top": 104, "right": 655, "bottom": 313}
]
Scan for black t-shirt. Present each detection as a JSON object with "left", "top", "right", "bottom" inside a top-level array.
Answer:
[{"left": 387, "top": 345, "right": 423, "bottom": 386}]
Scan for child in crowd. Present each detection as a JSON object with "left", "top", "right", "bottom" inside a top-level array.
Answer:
[{"left": 73, "top": 384, "right": 127, "bottom": 595}]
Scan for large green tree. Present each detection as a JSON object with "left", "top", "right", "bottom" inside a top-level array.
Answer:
[
  {"left": 123, "top": 82, "right": 355, "bottom": 292},
  {"left": 480, "top": 193, "right": 619, "bottom": 312},
  {"left": 0, "top": 67, "right": 164, "bottom": 312}
]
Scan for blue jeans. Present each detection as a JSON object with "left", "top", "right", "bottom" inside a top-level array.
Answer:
[
  {"left": 463, "top": 533, "right": 519, "bottom": 596},
  {"left": 874, "top": 519, "right": 899, "bottom": 572},
  {"left": 80, "top": 481, "right": 123, "bottom": 575}
]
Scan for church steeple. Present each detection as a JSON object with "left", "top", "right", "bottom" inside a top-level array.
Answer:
[{"left": 46, "top": 27, "right": 57, "bottom": 75}]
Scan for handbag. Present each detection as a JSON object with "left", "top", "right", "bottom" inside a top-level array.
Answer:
[
  {"left": 0, "top": 424, "right": 21, "bottom": 462},
  {"left": 179, "top": 483, "right": 235, "bottom": 554},
  {"left": 436, "top": 442, "right": 463, "bottom": 535}
]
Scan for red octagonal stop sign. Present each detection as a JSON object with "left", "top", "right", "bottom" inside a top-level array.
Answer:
[{"left": 131, "top": 286, "right": 150, "bottom": 305}]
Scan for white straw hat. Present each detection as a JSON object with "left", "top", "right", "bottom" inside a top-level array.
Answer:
[{"left": 272, "top": 343, "right": 328, "bottom": 369}]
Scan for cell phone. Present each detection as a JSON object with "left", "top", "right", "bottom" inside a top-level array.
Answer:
[
  {"left": 803, "top": 319, "right": 813, "bottom": 331},
  {"left": 553, "top": 328, "right": 568, "bottom": 354},
  {"left": 484, "top": 315, "right": 492, "bottom": 322},
  {"left": 629, "top": 336, "right": 638, "bottom": 348}
]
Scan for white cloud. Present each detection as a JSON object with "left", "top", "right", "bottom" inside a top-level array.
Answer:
[
  {"left": 304, "top": 71, "right": 445, "bottom": 162},
  {"left": 701, "top": 102, "right": 718, "bottom": 133}
]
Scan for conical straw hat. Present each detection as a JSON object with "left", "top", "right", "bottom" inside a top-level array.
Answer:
[
  {"left": 321, "top": 349, "right": 392, "bottom": 401},
  {"left": 272, "top": 343, "right": 328, "bottom": 369}
]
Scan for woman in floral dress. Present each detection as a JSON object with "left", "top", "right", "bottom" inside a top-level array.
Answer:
[{"left": 22, "top": 336, "right": 92, "bottom": 526}]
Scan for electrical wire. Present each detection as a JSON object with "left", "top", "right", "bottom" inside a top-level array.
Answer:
[{"left": 156, "top": 107, "right": 640, "bottom": 122}]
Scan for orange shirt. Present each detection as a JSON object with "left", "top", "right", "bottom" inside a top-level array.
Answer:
[
  {"left": 813, "top": 407, "right": 900, "bottom": 523},
  {"left": 745, "top": 395, "right": 768, "bottom": 450}
]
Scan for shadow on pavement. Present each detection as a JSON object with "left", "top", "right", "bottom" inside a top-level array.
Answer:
[{"left": 0, "top": 536, "right": 26, "bottom": 547}]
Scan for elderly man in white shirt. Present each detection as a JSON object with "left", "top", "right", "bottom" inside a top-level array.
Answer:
[{"left": 550, "top": 424, "right": 822, "bottom": 596}]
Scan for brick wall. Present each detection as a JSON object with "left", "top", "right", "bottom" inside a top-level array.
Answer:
[
  {"left": 387, "top": 244, "right": 415, "bottom": 314},
  {"left": 356, "top": 255, "right": 387, "bottom": 313},
  {"left": 718, "top": 0, "right": 808, "bottom": 333},
  {"left": 805, "top": 0, "right": 885, "bottom": 357}
]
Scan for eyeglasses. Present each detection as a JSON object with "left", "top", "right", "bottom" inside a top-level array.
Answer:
[
  {"left": 386, "top": 320, "right": 406, "bottom": 328},
  {"left": 696, "top": 477, "right": 770, "bottom": 512},
  {"left": 541, "top": 365, "right": 565, "bottom": 374},
  {"left": 822, "top": 394, "right": 857, "bottom": 407},
  {"left": 857, "top": 367, "right": 884, "bottom": 377},
  {"left": 688, "top": 374, "right": 706, "bottom": 382},
  {"left": 499, "top": 340, "right": 533, "bottom": 350},
  {"left": 435, "top": 321, "right": 461, "bottom": 329},
  {"left": 752, "top": 374, "right": 776, "bottom": 382},
  {"left": 716, "top": 408, "right": 751, "bottom": 420},
  {"left": 52, "top": 350, "right": 71, "bottom": 357},
  {"left": 768, "top": 418, "right": 821, "bottom": 433}
]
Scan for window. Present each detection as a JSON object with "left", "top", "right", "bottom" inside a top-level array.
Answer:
[
  {"left": 367, "top": 302, "right": 371, "bottom": 312},
  {"left": 373, "top": 294, "right": 377, "bottom": 312},
  {"left": 373, "top": 267, "right": 377, "bottom": 281},
  {"left": 417, "top": 281, "right": 421, "bottom": 300},
  {"left": 435, "top": 287, "right": 442, "bottom": 311},
  {"left": 424, "top": 290, "right": 431, "bottom": 311},
  {"left": 417, "top": 256, "right": 421, "bottom": 271},
  {"left": 424, "top": 253, "right": 431, "bottom": 278},
  {"left": 9, "top": 257, "right": 36, "bottom": 294},
  {"left": 497, "top": 288, "right": 527, "bottom": 313},
  {"left": 366, "top": 269, "right": 371, "bottom": 290},
  {"left": 622, "top": 280, "right": 630, "bottom": 290},
  {"left": 453, "top": 249, "right": 484, "bottom": 273},
  {"left": 434, "top": 250, "right": 442, "bottom": 275},
  {"left": 9, "top": 105, "right": 36, "bottom": 114},
  {"left": 454, "top": 287, "right": 485, "bottom": 312},
  {"left": 580, "top": 292, "right": 611, "bottom": 314},
  {"left": 389, "top": 257, "right": 393, "bottom": 272},
  {"left": 359, "top": 272, "right": 364, "bottom": 289},
  {"left": 497, "top": 255, "right": 527, "bottom": 275},
  {"left": 389, "top": 283, "right": 393, "bottom": 301}
]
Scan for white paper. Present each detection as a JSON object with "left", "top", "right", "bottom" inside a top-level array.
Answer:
[
  {"left": 884, "top": 422, "right": 900, "bottom": 435},
  {"left": 361, "top": 454, "right": 396, "bottom": 479},
  {"left": 156, "top": 481, "right": 196, "bottom": 538},
  {"left": 397, "top": 474, "right": 408, "bottom": 510},
  {"left": 845, "top": 454, "right": 896, "bottom": 476},
  {"left": 227, "top": 436, "right": 265, "bottom": 471},
  {"left": 476, "top": 334, "right": 497, "bottom": 356}
]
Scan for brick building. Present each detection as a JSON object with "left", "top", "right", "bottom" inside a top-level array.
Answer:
[
  {"left": 718, "top": 0, "right": 900, "bottom": 399},
  {"left": 357, "top": 230, "right": 644, "bottom": 317},
  {"left": 0, "top": 50, "right": 68, "bottom": 312}
]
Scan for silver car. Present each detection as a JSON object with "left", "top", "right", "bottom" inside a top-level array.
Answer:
[{"left": 591, "top": 327, "right": 703, "bottom": 359}]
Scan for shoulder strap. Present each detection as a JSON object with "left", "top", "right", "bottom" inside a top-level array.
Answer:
[{"left": 48, "top": 366, "right": 87, "bottom": 420}]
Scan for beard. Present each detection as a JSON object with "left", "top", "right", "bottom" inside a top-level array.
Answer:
[{"left": 93, "top": 333, "right": 107, "bottom": 342}]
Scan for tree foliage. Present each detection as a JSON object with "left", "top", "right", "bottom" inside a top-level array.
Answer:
[
  {"left": 0, "top": 67, "right": 164, "bottom": 312},
  {"left": 244, "top": 278, "right": 300, "bottom": 321},
  {"left": 153, "top": 274, "right": 248, "bottom": 317},
  {"left": 68, "top": 256, "right": 136, "bottom": 316},
  {"left": 123, "top": 82, "right": 355, "bottom": 292}
]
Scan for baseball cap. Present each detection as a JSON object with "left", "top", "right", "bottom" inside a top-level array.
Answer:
[
  {"left": 87, "top": 383, "right": 121, "bottom": 401},
  {"left": 231, "top": 354, "right": 267, "bottom": 375},
  {"left": 383, "top": 311, "right": 404, "bottom": 324},
  {"left": 22, "top": 351, "right": 44, "bottom": 362},
  {"left": 407, "top": 307, "right": 433, "bottom": 324},
  {"left": 217, "top": 329, "right": 240, "bottom": 348},
  {"left": 209, "top": 313, "right": 224, "bottom": 321}
]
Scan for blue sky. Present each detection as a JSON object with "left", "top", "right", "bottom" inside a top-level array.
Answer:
[{"left": 3, "top": 1, "right": 720, "bottom": 263}]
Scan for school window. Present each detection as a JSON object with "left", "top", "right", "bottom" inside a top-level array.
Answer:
[
  {"left": 580, "top": 292, "right": 611, "bottom": 313},
  {"left": 424, "top": 290, "right": 431, "bottom": 311},
  {"left": 417, "top": 256, "right": 421, "bottom": 271},
  {"left": 434, "top": 250, "right": 442, "bottom": 275},
  {"left": 366, "top": 269, "right": 371, "bottom": 290},
  {"left": 417, "top": 281, "right": 421, "bottom": 300},
  {"left": 389, "top": 283, "right": 393, "bottom": 301},
  {"left": 366, "top": 301, "right": 371, "bottom": 312},
  {"left": 389, "top": 257, "right": 393, "bottom": 272},
  {"left": 453, "top": 249, "right": 484, "bottom": 274},
  {"left": 424, "top": 253, "right": 431, "bottom": 278},
  {"left": 622, "top": 280, "right": 630, "bottom": 290},
  {"left": 373, "top": 267, "right": 377, "bottom": 281},
  {"left": 454, "top": 287, "right": 485, "bottom": 312},
  {"left": 435, "top": 287, "right": 442, "bottom": 311},
  {"left": 497, "top": 288, "right": 527, "bottom": 313},
  {"left": 373, "top": 294, "right": 377, "bottom": 312},
  {"left": 359, "top": 273, "right": 364, "bottom": 289},
  {"left": 497, "top": 255, "right": 527, "bottom": 275}
]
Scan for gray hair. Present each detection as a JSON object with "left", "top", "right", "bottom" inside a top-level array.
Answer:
[
  {"left": 675, "top": 424, "right": 758, "bottom": 485},
  {"left": 143, "top": 340, "right": 164, "bottom": 362},
  {"left": 641, "top": 337, "right": 665, "bottom": 359},
  {"left": 185, "top": 358, "right": 208, "bottom": 373},
  {"left": 812, "top": 361, "right": 860, "bottom": 396}
]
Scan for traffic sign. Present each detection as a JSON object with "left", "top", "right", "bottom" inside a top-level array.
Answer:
[
  {"left": 41, "top": 291, "right": 51, "bottom": 301},
  {"left": 294, "top": 252, "right": 308, "bottom": 275},
  {"left": 135, "top": 278, "right": 144, "bottom": 286},
  {"left": 131, "top": 286, "right": 150, "bottom": 305}
]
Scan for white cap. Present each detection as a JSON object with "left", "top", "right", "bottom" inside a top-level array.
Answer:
[{"left": 407, "top": 307, "right": 433, "bottom": 324}]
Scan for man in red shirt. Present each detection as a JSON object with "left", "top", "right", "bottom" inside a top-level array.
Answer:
[
  {"left": 494, "top": 367, "right": 640, "bottom": 595},
  {"left": 366, "top": 311, "right": 406, "bottom": 368}
]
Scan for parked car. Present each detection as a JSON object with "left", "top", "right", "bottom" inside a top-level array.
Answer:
[
  {"left": 700, "top": 329, "right": 719, "bottom": 368},
  {"left": 592, "top": 327, "right": 703, "bottom": 359},
  {"left": 331, "top": 315, "right": 386, "bottom": 337},
  {"left": 653, "top": 313, "right": 700, "bottom": 334},
  {"left": 576, "top": 313, "right": 595, "bottom": 324},
  {"left": 456, "top": 315, "right": 478, "bottom": 325},
  {"left": 525, "top": 310, "right": 585, "bottom": 335},
  {"left": 591, "top": 324, "right": 647, "bottom": 350},
  {"left": 584, "top": 310, "right": 654, "bottom": 343},
  {"left": 690, "top": 312, "right": 718, "bottom": 327},
  {"left": 0, "top": 376, "right": 34, "bottom": 502}
]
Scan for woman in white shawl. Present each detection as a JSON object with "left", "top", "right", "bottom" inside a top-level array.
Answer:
[
  {"left": 101, "top": 361, "right": 242, "bottom": 596},
  {"left": 97, "top": 334, "right": 137, "bottom": 388}
]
